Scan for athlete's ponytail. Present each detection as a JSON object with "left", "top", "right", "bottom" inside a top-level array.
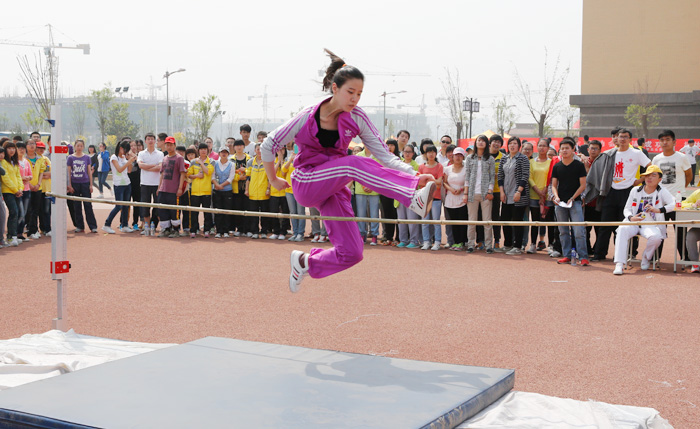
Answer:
[{"left": 322, "top": 48, "right": 364, "bottom": 93}]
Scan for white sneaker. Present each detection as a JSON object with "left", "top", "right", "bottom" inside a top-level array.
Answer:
[
  {"left": 30, "top": 232, "right": 41, "bottom": 240},
  {"left": 288, "top": 235, "right": 295, "bottom": 241},
  {"left": 9, "top": 237, "right": 19, "bottom": 247},
  {"left": 430, "top": 243, "right": 441, "bottom": 251},
  {"left": 260, "top": 234, "right": 268, "bottom": 239},
  {"left": 613, "top": 263, "right": 624, "bottom": 275},
  {"left": 408, "top": 181, "right": 436, "bottom": 218},
  {"left": 245, "top": 232, "right": 253, "bottom": 238},
  {"left": 122, "top": 227, "right": 134, "bottom": 233},
  {"left": 223, "top": 233, "right": 230, "bottom": 238},
  {"left": 252, "top": 234, "right": 259, "bottom": 239},
  {"left": 277, "top": 234, "right": 285, "bottom": 240},
  {"left": 289, "top": 250, "right": 309, "bottom": 293},
  {"left": 311, "top": 234, "right": 320, "bottom": 243},
  {"left": 233, "top": 231, "right": 241, "bottom": 237},
  {"left": 269, "top": 234, "right": 278, "bottom": 240},
  {"left": 421, "top": 243, "right": 431, "bottom": 250},
  {"left": 215, "top": 233, "right": 221, "bottom": 238},
  {"left": 46, "top": 231, "right": 52, "bottom": 237},
  {"left": 526, "top": 244, "right": 536, "bottom": 254},
  {"left": 550, "top": 251, "right": 562, "bottom": 258},
  {"left": 506, "top": 247, "right": 522, "bottom": 255},
  {"left": 294, "top": 234, "right": 304, "bottom": 242},
  {"left": 318, "top": 235, "right": 327, "bottom": 243},
  {"left": 640, "top": 256, "right": 651, "bottom": 271},
  {"left": 102, "top": 226, "right": 116, "bottom": 234}
]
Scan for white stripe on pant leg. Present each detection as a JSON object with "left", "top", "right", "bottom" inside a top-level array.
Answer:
[{"left": 294, "top": 167, "right": 415, "bottom": 199}]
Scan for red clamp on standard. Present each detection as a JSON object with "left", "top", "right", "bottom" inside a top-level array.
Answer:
[{"left": 51, "top": 261, "right": 71, "bottom": 274}]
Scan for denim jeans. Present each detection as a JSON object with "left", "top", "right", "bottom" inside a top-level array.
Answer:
[
  {"left": 396, "top": 203, "right": 421, "bottom": 245},
  {"left": 2, "top": 193, "right": 18, "bottom": 239},
  {"left": 286, "top": 193, "right": 306, "bottom": 237},
  {"left": 97, "top": 170, "right": 111, "bottom": 194},
  {"left": 422, "top": 199, "right": 442, "bottom": 244},
  {"left": 356, "top": 194, "right": 380, "bottom": 238},
  {"left": 17, "top": 191, "right": 31, "bottom": 235},
  {"left": 105, "top": 185, "right": 132, "bottom": 228},
  {"left": 555, "top": 200, "right": 588, "bottom": 259},
  {"left": 309, "top": 207, "right": 326, "bottom": 236}
]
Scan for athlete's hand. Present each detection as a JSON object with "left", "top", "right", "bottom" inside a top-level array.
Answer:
[
  {"left": 269, "top": 177, "right": 290, "bottom": 191},
  {"left": 416, "top": 174, "right": 434, "bottom": 188}
]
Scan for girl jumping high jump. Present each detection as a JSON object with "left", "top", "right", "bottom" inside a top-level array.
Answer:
[{"left": 261, "top": 49, "right": 436, "bottom": 292}]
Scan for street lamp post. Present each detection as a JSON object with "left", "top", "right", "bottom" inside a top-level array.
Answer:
[
  {"left": 164, "top": 68, "right": 186, "bottom": 135},
  {"left": 380, "top": 90, "right": 406, "bottom": 140},
  {"left": 462, "top": 97, "right": 480, "bottom": 139}
]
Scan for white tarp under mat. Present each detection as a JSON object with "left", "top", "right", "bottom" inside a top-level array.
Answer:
[{"left": 0, "top": 331, "right": 672, "bottom": 428}]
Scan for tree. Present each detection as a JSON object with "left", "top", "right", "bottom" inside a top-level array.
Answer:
[
  {"left": 492, "top": 96, "right": 516, "bottom": 136},
  {"left": 17, "top": 53, "right": 58, "bottom": 121},
  {"left": 562, "top": 105, "right": 580, "bottom": 137},
  {"left": 514, "top": 49, "right": 569, "bottom": 138},
  {"left": 70, "top": 97, "right": 87, "bottom": 139},
  {"left": 105, "top": 103, "right": 139, "bottom": 139},
  {"left": 190, "top": 94, "right": 221, "bottom": 143},
  {"left": 440, "top": 68, "right": 467, "bottom": 141},
  {"left": 21, "top": 108, "right": 47, "bottom": 132},
  {"left": 0, "top": 113, "right": 11, "bottom": 131},
  {"left": 88, "top": 87, "right": 114, "bottom": 143},
  {"left": 624, "top": 77, "right": 660, "bottom": 139}
]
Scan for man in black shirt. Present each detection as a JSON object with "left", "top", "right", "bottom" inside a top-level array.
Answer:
[{"left": 551, "top": 138, "right": 589, "bottom": 266}]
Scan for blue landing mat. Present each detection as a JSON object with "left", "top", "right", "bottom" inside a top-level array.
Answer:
[{"left": 0, "top": 337, "right": 514, "bottom": 428}]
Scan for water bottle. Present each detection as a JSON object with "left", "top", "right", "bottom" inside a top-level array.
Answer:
[
  {"left": 676, "top": 191, "right": 682, "bottom": 210},
  {"left": 150, "top": 221, "right": 155, "bottom": 235},
  {"left": 570, "top": 247, "right": 577, "bottom": 266}
]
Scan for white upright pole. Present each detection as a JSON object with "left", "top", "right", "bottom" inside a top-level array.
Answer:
[{"left": 49, "top": 105, "right": 69, "bottom": 331}]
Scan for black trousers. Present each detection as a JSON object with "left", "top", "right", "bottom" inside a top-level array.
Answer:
[
  {"left": 379, "top": 195, "right": 398, "bottom": 241},
  {"left": 501, "top": 203, "right": 526, "bottom": 248},
  {"left": 491, "top": 192, "right": 501, "bottom": 243},
  {"left": 248, "top": 199, "right": 270, "bottom": 234},
  {"left": 595, "top": 187, "right": 633, "bottom": 258},
  {"left": 130, "top": 175, "right": 141, "bottom": 226},
  {"left": 190, "top": 194, "right": 213, "bottom": 233},
  {"left": 232, "top": 192, "right": 248, "bottom": 233},
  {"left": 213, "top": 190, "right": 233, "bottom": 234},
  {"left": 584, "top": 203, "right": 601, "bottom": 256},
  {"left": 445, "top": 205, "right": 468, "bottom": 245},
  {"left": 27, "top": 190, "right": 43, "bottom": 235},
  {"left": 180, "top": 191, "right": 191, "bottom": 231},
  {"left": 268, "top": 196, "right": 288, "bottom": 235},
  {"left": 529, "top": 204, "right": 557, "bottom": 246},
  {"left": 157, "top": 192, "right": 178, "bottom": 226}
]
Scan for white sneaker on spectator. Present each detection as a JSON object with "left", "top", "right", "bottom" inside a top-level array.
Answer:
[
  {"left": 29, "top": 232, "right": 40, "bottom": 239},
  {"left": 260, "top": 234, "right": 267, "bottom": 239},
  {"left": 215, "top": 233, "right": 222, "bottom": 238},
  {"left": 223, "top": 233, "right": 230, "bottom": 238},
  {"left": 640, "top": 256, "right": 651, "bottom": 271},
  {"left": 9, "top": 237, "right": 19, "bottom": 247},
  {"left": 430, "top": 243, "right": 440, "bottom": 251},
  {"left": 294, "top": 234, "right": 304, "bottom": 242},
  {"left": 526, "top": 244, "right": 536, "bottom": 254},
  {"left": 277, "top": 234, "right": 285, "bottom": 240},
  {"left": 269, "top": 234, "right": 278, "bottom": 240},
  {"left": 46, "top": 231, "right": 52, "bottom": 237},
  {"left": 233, "top": 231, "right": 241, "bottom": 237},
  {"left": 318, "top": 235, "right": 327, "bottom": 243},
  {"left": 288, "top": 235, "right": 295, "bottom": 241},
  {"left": 102, "top": 226, "right": 116, "bottom": 234},
  {"left": 246, "top": 232, "right": 253, "bottom": 238},
  {"left": 122, "top": 227, "right": 134, "bottom": 233},
  {"left": 251, "top": 234, "right": 259, "bottom": 239},
  {"left": 311, "top": 234, "right": 320, "bottom": 243},
  {"left": 613, "top": 263, "right": 624, "bottom": 275},
  {"left": 550, "top": 251, "right": 562, "bottom": 258},
  {"left": 289, "top": 250, "right": 309, "bottom": 293},
  {"left": 421, "top": 243, "right": 430, "bottom": 250},
  {"left": 506, "top": 247, "right": 522, "bottom": 255}
]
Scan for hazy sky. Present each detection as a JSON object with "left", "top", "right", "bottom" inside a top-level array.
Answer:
[{"left": 1, "top": 0, "right": 583, "bottom": 133}]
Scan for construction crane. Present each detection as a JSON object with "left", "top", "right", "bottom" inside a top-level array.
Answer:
[
  {"left": 0, "top": 24, "right": 90, "bottom": 118},
  {"left": 248, "top": 86, "right": 316, "bottom": 127}
]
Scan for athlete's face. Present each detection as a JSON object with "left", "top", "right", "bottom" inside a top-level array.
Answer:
[
  {"left": 659, "top": 136, "right": 674, "bottom": 151},
  {"left": 333, "top": 78, "right": 363, "bottom": 112}
]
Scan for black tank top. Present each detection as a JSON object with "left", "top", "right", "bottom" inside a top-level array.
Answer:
[{"left": 315, "top": 108, "right": 339, "bottom": 148}]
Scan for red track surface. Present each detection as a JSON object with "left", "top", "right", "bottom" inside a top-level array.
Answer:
[{"left": 1, "top": 202, "right": 698, "bottom": 427}]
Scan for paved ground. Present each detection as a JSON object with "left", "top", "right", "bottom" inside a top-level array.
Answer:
[{"left": 1, "top": 201, "right": 698, "bottom": 427}]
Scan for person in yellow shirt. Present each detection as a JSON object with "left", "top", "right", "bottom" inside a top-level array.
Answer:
[
  {"left": 36, "top": 142, "right": 52, "bottom": 236},
  {"left": 185, "top": 143, "right": 215, "bottom": 238},
  {"left": 681, "top": 189, "right": 700, "bottom": 273},
  {"left": 245, "top": 143, "right": 270, "bottom": 238},
  {"left": 1, "top": 141, "right": 24, "bottom": 246},
  {"left": 489, "top": 135, "right": 505, "bottom": 249},
  {"left": 527, "top": 138, "right": 555, "bottom": 254},
  {"left": 230, "top": 139, "right": 250, "bottom": 237},
  {"left": 25, "top": 139, "right": 47, "bottom": 239},
  {"left": 283, "top": 142, "right": 305, "bottom": 242},
  {"left": 268, "top": 146, "right": 290, "bottom": 240},
  {"left": 354, "top": 147, "right": 381, "bottom": 245}
]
